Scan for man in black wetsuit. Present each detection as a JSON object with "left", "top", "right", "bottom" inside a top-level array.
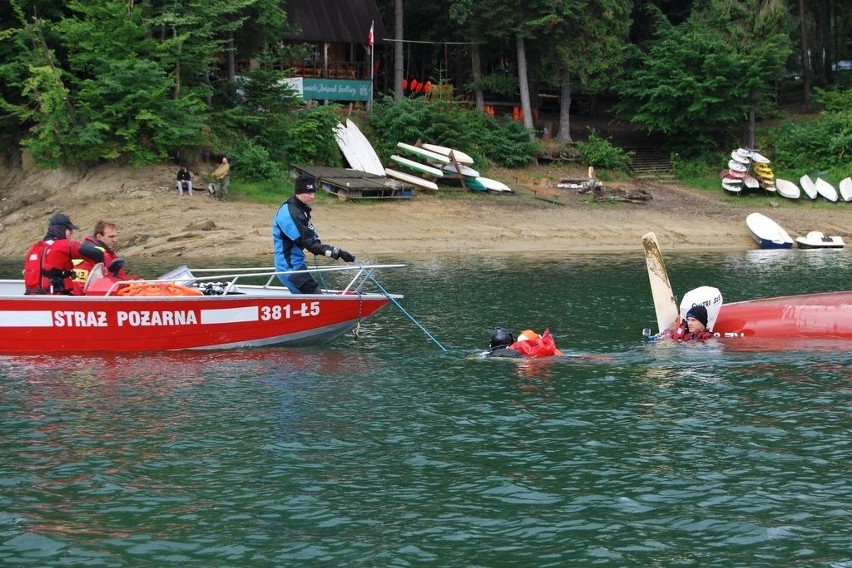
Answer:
[{"left": 484, "top": 327, "right": 523, "bottom": 358}]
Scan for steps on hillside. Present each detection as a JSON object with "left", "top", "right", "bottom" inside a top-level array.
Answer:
[{"left": 628, "top": 148, "right": 674, "bottom": 181}]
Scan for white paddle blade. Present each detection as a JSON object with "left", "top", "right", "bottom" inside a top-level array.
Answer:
[{"left": 642, "top": 232, "right": 679, "bottom": 333}]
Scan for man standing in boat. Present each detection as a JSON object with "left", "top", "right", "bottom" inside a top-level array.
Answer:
[{"left": 272, "top": 175, "right": 356, "bottom": 294}]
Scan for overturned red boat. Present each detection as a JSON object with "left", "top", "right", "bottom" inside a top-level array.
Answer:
[
  {"left": 643, "top": 232, "right": 851, "bottom": 346},
  {"left": 713, "top": 290, "right": 852, "bottom": 340},
  {"left": 0, "top": 264, "right": 402, "bottom": 353}
]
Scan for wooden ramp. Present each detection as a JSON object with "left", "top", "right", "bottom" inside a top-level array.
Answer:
[{"left": 291, "top": 165, "right": 414, "bottom": 200}]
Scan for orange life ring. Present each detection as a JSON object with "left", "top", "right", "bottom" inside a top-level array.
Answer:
[{"left": 116, "top": 282, "right": 203, "bottom": 297}]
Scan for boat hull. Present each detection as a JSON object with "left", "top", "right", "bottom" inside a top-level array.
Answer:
[
  {"left": 746, "top": 212, "right": 793, "bottom": 249},
  {"left": 713, "top": 291, "right": 852, "bottom": 340},
  {"left": 795, "top": 231, "right": 845, "bottom": 249},
  {"left": 0, "top": 292, "right": 391, "bottom": 353}
]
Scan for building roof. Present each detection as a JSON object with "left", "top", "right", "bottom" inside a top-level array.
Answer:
[{"left": 284, "top": 0, "right": 387, "bottom": 44}]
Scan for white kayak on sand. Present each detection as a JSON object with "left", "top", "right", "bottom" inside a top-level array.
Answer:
[
  {"left": 475, "top": 177, "right": 513, "bottom": 193},
  {"left": 799, "top": 175, "right": 818, "bottom": 199},
  {"left": 814, "top": 178, "right": 838, "bottom": 202},
  {"left": 746, "top": 212, "right": 794, "bottom": 249},
  {"left": 839, "top": 177, "right": 852, "bottom": 202},
  {"left": 796, "top": 231, "right": 845, "bottom": 249},
  {"left": 774, "top": 178, "right": 801, "bottom": 200}
]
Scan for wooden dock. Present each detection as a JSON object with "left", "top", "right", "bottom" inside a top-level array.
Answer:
[{"left": 291, "top": 165, "right": 413, "bottom": 200}]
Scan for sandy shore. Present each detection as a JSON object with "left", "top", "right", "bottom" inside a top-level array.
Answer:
[{"left": 1, "top": 161, "right": 849, "bottom": 261}]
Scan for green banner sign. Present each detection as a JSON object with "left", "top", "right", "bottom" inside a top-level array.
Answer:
[{"left": 302, "top": 79, "right": 371, "bottom": 102}]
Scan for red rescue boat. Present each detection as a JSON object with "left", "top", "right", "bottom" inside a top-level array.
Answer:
[{"left": 0, "top": 264, "right": 402, "bottom": 353}]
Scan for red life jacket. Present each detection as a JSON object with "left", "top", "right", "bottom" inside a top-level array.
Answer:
[
  {"left": 509, "top": 329, "right": 562, "bottom": 358},
  {"left": 23, "top": 240, "right": 46, "bottom": 294},
  {"left": 663, "top": 322, "right": 714, "bottom": 342},
  {"left": 40, "top": 238, "right": 79, "bottom": 294}
]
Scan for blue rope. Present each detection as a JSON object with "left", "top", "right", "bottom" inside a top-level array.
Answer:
[{"left": 358, "top": 262, "right": 447, "bottom": 352}]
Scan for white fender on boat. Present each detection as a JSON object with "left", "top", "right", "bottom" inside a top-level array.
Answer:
[{"left": 680, "top": 286, "right": 724, "bottom": 331}]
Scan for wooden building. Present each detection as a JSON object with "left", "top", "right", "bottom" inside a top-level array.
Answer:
[{"left": 284, "top": 0, "right": 387, "bottom": 81}]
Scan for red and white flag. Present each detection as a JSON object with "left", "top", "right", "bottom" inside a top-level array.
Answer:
[{"left": 368, "top": 22, "right": 374, "bottom": 47}]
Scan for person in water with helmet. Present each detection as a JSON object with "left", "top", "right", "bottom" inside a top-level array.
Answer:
[{"left": 484, "top": 328, "right": 562, "bottom": 358}]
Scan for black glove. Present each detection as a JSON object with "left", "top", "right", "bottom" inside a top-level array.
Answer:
[
  {"left": 327, "top": 247, "right": 354, "bottom": 262},
  {"left": 108, "top": 258, "right": 125, "bottom": 276}
]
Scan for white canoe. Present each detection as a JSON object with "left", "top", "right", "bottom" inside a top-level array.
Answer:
[
  {"left": 475, "top": 176, "right": 513, "bottom": 193},
  {"left": 334, "top": 122, "right": 362, "bottom": 172},
  {"left": 796, "top": 231, "right": 845, "bottom": 249},
  {"left": 751, "top": 152, "right": 771, "bottom": 163},
  {"left": 743, "top": 175, "right": 760, "bottom": 189},
  {"left": 334, "top": 121, "right": 385, "bottom": 176},
  {"left": 384, "top": 168, "right": 439, "bottom": 191},
  {"left": 800, "top": 175, "right": 818, "bottom": 199},
  {"left": 442, "top": 163, "right": 480, "bottom": 178},
  {"left": 730, "top": 150, "right": 750, "bottom": 165},
  {"left": 734, "top": 148, "right": 752, "bottom": 160},
  {"left": 814, "top": 178, "right": 838, "bottom": 202},
  {"left": 722, "top": 181, "right": 742, "bottom": 194},
  {"left": 389, "top": 155, "right": 444, "bottom": 177},
  {"left": 775, "top": 178, "right": 801, "bottom": 199},
  {"left": 728, "top": 159, "right": 748, "bottom": 172},
  {"left": 746, "top": 212, "right": 794, "bottom": 249},
  {"left": 344, "top": 120, "right": 385, "bottom": 176},
  {"left": 396, "top": 142, "right": 451, "bottom": 164},
  {"left": 421, "top": 143, "right": 475, "bottom": 165},
  {"left": 839, "top": 177, "right": 852, "bottom": 202}
]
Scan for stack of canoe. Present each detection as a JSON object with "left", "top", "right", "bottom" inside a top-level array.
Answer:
[
  {"left": 750, "top": 153, "right": 776, "bottom": 191},
  {"left": 721, "top": 149, "right": 750, "bottom": 193},
  {"left": 389, "top": 142, "right": 514, "bottom": 194},
  {"left": 721, "top": 148, "right": 776, "bottom": 194}
]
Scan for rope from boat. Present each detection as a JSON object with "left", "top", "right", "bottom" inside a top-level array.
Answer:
[{"left": 356, "top": 261, "right": 447, "bottom": 352}]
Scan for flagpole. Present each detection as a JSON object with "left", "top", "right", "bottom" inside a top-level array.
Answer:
[{"left": 368, "top": 20, "right": 374, "bottom": 112}]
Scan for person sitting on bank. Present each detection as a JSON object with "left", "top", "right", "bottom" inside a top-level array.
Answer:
[
  {"left": 272, "top": 175, "right": 356, "bottom": 294},
  {"left": 176, "top": 166, "right": 193, "bottom": 196},
  {"left": 23, "top": 213, "right": 112, "bottom": 295},
  {"left": 71, "top": 220, "right": 132, "bottom": 294},
  {"left": 484, "top": 328, "right": 563, "bottom": 358},
  {"left": 662, "top": 305, "right": 714, "bottom": 342}
]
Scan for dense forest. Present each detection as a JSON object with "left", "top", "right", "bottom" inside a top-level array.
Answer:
[{"left": 0, "top": 0, "right": 849, "bottom": 178}]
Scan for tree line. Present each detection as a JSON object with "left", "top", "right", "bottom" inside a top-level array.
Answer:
[{"left": 0, "top": 0, "right": 849, "bottom": 172}]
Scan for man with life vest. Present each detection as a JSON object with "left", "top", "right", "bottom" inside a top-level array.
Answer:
[
  {"left": 661, "top": 305, "right": 714, "bottom": 342},
  {"left": 485, "top": 328, "right": 562, "bottom": 358},
  {"left": 71, "top": 220, "right": 131, "bottom": 294},
  {"left": 272, "top": 175, "right": 356, "bottom": 294},
  {"left": 23, "top": 213, "right": 107, "bottom": 295}
]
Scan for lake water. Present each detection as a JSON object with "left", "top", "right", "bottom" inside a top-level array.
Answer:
[{"left": 1, "top": 249, "right": 850, "bottom": 566}]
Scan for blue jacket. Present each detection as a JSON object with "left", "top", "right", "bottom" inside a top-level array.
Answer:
[{"left": 272, "top": 196, "right": 331, "bottom": 272}]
